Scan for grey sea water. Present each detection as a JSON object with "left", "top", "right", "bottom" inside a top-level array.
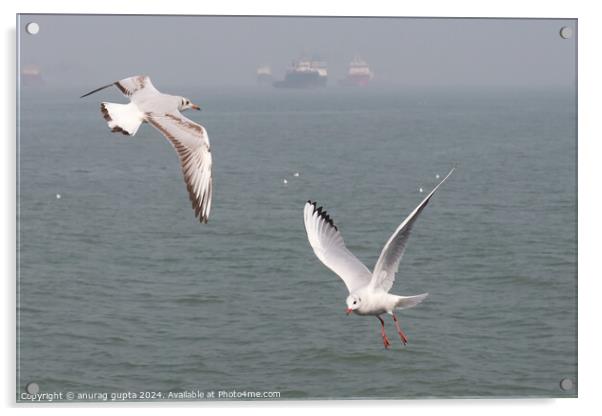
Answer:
[{"left": 17, "top": 86, "right": 577, "bottom": 400}]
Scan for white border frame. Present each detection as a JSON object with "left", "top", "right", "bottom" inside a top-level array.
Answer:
[{"left": 3, "top": 1, "right": 600, "bottom": 414}]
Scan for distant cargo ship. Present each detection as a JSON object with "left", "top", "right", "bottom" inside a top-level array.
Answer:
[
  {"left": 339, "top": 56, "right": 374, "bottom": 87},
  {"left": 273, "top": 56, "right": 327, "bottom": 89},
  {"left": 256, "top": 65, "right": 273, "bottom": 86},
  {"left": 21, "top": 64, "right": 44, "bottom": 86}
]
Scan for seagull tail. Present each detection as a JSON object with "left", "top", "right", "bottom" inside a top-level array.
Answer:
[
  {"left": 395, "top": 293, "right": 428, "bottom": 310},
  {"left": 100, "top": 102, "right": 144, "bottom": 136}
]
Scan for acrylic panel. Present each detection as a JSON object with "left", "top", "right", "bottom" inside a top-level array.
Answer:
[{"left": 17, "top": 14, "right": 577, "bottom": 402}]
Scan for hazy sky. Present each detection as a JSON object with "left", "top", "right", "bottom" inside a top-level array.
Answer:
[{"left": 18, "top": 15, "right": 576, "bottom": 88}]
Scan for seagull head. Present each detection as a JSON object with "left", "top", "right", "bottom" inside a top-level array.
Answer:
[
  {"left": 345, "top": 294, "right": 362, "bottom": 315},
  {"left": 179, "top": 97, "right": 201, "bottom": 112}
]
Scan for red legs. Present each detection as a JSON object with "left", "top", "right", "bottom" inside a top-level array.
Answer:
[
  {"left": 377, "top": 316, "right": 391, "bottom": 349},
  {"left": 392, "top": 313, "right": 408, "bottom": 345}
]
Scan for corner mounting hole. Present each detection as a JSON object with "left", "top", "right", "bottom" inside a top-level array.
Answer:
[
  {"left": 26, "top": 22, "right": 40, "bottom": 35},
  {"left": 559, "top": 26, "right": 573, "bottom": 39},
  {"left": 26, "top": 382, "right": 39, "bottom": 394},
  {"left": 559, "top": 378, "right": 574, "bottom": 391}
]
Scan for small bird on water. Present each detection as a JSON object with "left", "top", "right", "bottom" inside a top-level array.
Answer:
[
  {"left": 81, "top": 75, "right": 212, "bottom": 223},
  {"left": 303, "top": 168, "right": 454, "bottom": 349}
]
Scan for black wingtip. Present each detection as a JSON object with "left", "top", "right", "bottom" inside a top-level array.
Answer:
[
  {"left": 79, "top": 82, "right": 115, "bottom": 99},
  {"left": 309, "top": 202, "right": 338, "bottom": 231}
]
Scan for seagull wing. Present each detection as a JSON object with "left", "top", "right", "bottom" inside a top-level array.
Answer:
[
  {"left": 304, "top": 201, "right": 372, "bottom": 294},
  {"left": 80, "top": 75, "right": 160, "bottom": 102},
  {"left": 113, "top": 75, "right": 160, "bottom": 103},
  {"left": 370, "top": 168, "right": 455, "bottom": 293},
  {"left": 146, "top": 112, "right": 213, "bottom": 223}
]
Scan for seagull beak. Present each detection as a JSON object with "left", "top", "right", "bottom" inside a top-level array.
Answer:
[
  {"left": 191, "top": 104, "right": 201, "bottom": 111},
  {"left": 345, "top": 308, "right": 353, "bottom": 315}
]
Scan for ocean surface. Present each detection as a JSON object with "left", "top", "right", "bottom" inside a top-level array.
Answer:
[{"left": 17, "top": 85, "right": 577, "bottom": 401}]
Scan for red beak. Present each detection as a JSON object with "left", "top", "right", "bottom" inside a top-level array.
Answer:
[
  {"left": 191, "top": 104, "right": 201, "bottom": 111},
  {"left": 345, "top": 308, "right": 353, "bottom": 315}
]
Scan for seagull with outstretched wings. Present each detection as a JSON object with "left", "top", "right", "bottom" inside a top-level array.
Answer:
[
  {"left": 303, "top": 168, "right": 454, "bottom": 348},
  {"left": 81, "top": 75, "right": 212, "bottom": 223}
]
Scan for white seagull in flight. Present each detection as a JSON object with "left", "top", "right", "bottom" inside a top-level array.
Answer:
[
  {"left": 303, "top": 168, "right": 454, "bottom": 349},
  {"left": 81, "top": 75, "right": 212, "bottom": 223}
]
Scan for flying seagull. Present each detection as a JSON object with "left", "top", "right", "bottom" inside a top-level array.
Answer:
[
  {"left": 81, "top": 75, "right": 212, "bottom": 223},
  {"left": 303, "top": 168, "right": 454, "bottom": 349}
]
